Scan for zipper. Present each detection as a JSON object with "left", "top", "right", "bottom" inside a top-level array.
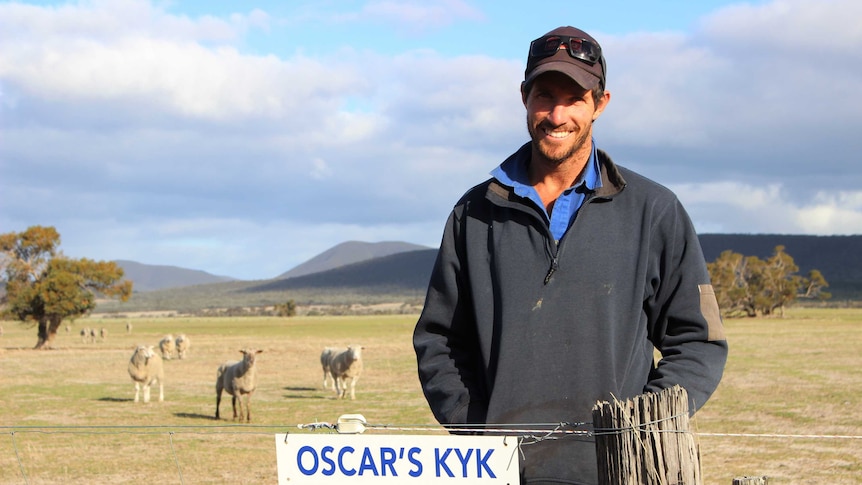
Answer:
[{"left": 544, "top": 257, "right": 558, "bottom": 285}]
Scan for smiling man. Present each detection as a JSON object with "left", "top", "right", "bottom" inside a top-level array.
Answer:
[{"left": 413, "top": 26, "right": 728, "bottom": 484}]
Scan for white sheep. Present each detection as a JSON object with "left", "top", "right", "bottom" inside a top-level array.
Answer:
[
  {"left": 126, "top": 321, "right": 133, "bottom": 334},
  {"left": 216, "top": 349, "right": 262, "bottom": 422},
  {"left": 80, "top": 327, "right": 90, "bottom": 343},
  {"left": 99, "top": 327, "right": 107, "bottom": 341},
  {"left": 175, "top": 334, "right": 190, "bottom": 359},
  {"left": 89, "top": 328, "right": 97, "bottom": 343},
  {"left": 328, "top": 345, "right": 364, "bottom": 400},
  {"left": 319, "top": 347, "right": 344, "bottom": 390},
  {"left": 127, "top": 345, "right": 164, "bottom": 403},
  {"left": 159, "top": 334, "right": 176, "bottom": 360}
]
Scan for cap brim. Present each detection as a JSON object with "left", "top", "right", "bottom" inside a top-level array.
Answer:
[{"left": 524, "top": 61, "right": 600, "bottom": 91}]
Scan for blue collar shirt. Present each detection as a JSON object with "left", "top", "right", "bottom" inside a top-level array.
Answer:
[{"left": 491, "top": 139, "right": 603, "bottom": 242}]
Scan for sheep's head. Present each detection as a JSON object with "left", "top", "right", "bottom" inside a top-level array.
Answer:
[
  {"left": 240, "top": 349, "right": 263, "bottom": 366},
  {"left": 347, "top": 345, "right": 364, "bottom": 360}
]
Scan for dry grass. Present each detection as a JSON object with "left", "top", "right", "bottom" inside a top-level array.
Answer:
[{"left": 1, "top": 308, "right": 861, "bottom": 484}]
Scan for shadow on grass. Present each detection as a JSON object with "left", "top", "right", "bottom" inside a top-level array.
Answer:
[
  {"left": 174, "top": 412, "right": 218, "bottom": 421},
  {"left": 98, "top": 397, "right": 133, "bottom": 403},
  {"left": 283, "top": 386, "right": 328, "bottom": 400}
]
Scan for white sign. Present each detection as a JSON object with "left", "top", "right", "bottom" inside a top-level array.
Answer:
[{"left": 275, "top": 433, "right": 520, "bottom": 484}]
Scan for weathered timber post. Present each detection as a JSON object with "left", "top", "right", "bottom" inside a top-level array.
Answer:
[
  {"left": 592, "top": 385, "right": 701, "bottom": 485},
  {"left": 733, "top": 477, "right": 769, "bottom": 484}
]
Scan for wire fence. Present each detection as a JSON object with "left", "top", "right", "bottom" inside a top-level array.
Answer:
[{"left": 4, "top": 422, "right": 861, "bottom": 485}]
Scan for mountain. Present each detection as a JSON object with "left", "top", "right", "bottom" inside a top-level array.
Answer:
[
  {"left": 109, "top": 235, "right": 862, "bottom": 313},
  {"left": 277, "top": 240, "right": 431, "bottom": 279},
  {"left": 251, "top": 249, "right": 438, "bottom": 292},
  {"left": 115, "top": 260, "right": 236, "bottom": 292},
  {"left": 698, "top": 234, "right": 862, "bottom": 298}
]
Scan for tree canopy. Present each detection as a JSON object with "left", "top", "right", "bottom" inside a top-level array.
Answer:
[
  {"left": 707, "top": 245, "right": 830, "bottom": 318},
  {"left": 1, "top": 225, "right": 133, "bottom": 349}
]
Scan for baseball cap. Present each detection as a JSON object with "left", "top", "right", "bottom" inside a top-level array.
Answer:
[{"left": 523, "top": 26, "right": 606, "bottom": 91}]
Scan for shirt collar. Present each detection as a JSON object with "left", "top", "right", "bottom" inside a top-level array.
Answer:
[{"left": 491, "top": 138, "right": 604, "bottom": 195}]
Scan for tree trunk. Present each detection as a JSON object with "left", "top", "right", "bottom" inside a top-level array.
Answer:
[{"left": 34, "top": 315, "right": 62, "bottom": 349}]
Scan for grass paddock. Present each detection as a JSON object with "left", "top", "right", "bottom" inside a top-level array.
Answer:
[{"left": 1, "top": 308, "right": 860, "bottom": 484}]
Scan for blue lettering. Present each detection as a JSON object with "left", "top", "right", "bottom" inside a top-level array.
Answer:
[
  {"left": 476, "top": 449, "right": 496, "bottom": 478},
  {"left": 358, "top": 447, "right": 379, "bottom": 476},
  {"left": 380, "top": 447, "right": 397, "bottom": 477},
  {"left": 454, "top": 448, "right": 473, "bottom": 477},
  {"left": 435, "top": 448, "right": 454, "bottom": 477},
  {"left": 408, "top": 447, "right": 423, "bottom": 477},
  {"left": 338, "top": 446, "right": 356, "bottom": 476},
  {"left": 321, "top": 446, "right": 336, "bottom": 476},
  {"left": 296, "top": 446, "right": 318, "bottom": 475}
]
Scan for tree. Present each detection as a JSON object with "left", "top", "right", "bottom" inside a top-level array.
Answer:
[
  {"left": 275, "top": 299, "right": 297, "bottom": 317},
  {"left": 706, "top": 245, "right": 830, "bottom": 318},
  {"left": 1, "top": 226, "right": 133, "bottom": 349}
]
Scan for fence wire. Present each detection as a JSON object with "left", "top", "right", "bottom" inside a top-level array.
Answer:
[{"left": 4, "top": 423, "right": 861, "bottom": 484}]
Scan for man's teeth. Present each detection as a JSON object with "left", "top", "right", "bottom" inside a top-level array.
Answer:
[{"left": 545, "top": 129, "right": 570, "bottom": 138}]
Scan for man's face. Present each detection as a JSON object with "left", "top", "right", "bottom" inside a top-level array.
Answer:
[{"left": 523, "top": 71, "right": 608, "bottom": 166}]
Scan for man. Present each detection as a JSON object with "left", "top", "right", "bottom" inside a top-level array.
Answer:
[{"left": 413, "top": 26, "right": 728, "bottom": 484}]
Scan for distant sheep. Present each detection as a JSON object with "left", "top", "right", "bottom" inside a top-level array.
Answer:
[
  {"left": 126, "top": 321, "right": 133, "bottom": 334},
  {"left": 216, "top": 349, "right": 262, "bottom": 422},
  {"left": 329, "top": 345, "right": 364, "bottom": 400},
  {"left": 80, "top": 328, "right": 90, "bottom": 343},
  {"left": 159, "top": 334, "right": 176, "bottom": 360},
  {"left": 175, "top": 334, "right": 190, "bottom": 359},
  {"left": 89, "top": 328, "right": 97, "bottom": 343},
  {"left": 99, "top": 327, "right": 107, "bottom": 341},
  {"left": 320, "top": 347, "right": 344, "bottom": 390},
  {"left": 127, "top": 345, "right": 164, "bottom": 403}
]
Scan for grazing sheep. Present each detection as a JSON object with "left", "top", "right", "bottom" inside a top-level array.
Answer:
[
  {"left": 65, "top": 324, "right": 70, "bottom": 333},
  {"left": 159, "top": 334, "right": 176, "bottom": 360},
  {"left": 319, "top": 347, "right": 344, "bottom": 390},
  {"left": 126, "top": 321, "right": 133, "bottom": 334},
  {"left": 329, "top": 345, "right": 364, "bottom": 400},
  {"left": 89, "top": 328, "right": 97, "bottom": 343},
  {"left": 99, "top": 327, "right": 107, "bottom": 341},
  {"left": 216, "top": 349, "right": 262, "bottom": 422},
  {"left": 175, "top": 334, "right": 190, "bottom": 359},
  {"left": 127, "top": 345, "right": 164, "bottom": 403},
  {"left": 80, "top": 327, "right": 90, "bottom": 343}
]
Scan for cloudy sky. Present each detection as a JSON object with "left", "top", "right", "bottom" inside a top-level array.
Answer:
[{"left": 2, "top": 0, "right": 861, "bottom": 281}]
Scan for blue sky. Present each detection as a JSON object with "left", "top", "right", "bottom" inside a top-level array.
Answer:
[{"left": 2, "top": 0, "right": 861, "bottom": 280}]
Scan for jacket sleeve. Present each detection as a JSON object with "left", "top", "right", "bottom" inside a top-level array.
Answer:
[
  {"left": 643, "top": 199, "right": 729, "bottom": 413},
  {"left": 413, "top": 207, "right": 488, "bottom": 427}
]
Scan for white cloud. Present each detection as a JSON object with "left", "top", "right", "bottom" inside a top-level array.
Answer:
[{"left": 1, "top": 0, "right": 860, "bottom": 279}]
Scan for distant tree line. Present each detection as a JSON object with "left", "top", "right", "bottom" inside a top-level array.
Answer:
[{"left": 707, "top": 245, "right": 830, "bottom": 318}]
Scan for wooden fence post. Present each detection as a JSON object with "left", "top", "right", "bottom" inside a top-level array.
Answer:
[
  {"left": 592, "top": 385, "right": 701, "bottom": 485},
  {"left": 732, "top": 477, "right": 769, "bottom": 484}
]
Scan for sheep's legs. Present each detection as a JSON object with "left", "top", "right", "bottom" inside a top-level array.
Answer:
[{"left": 134, "top": 382, "right": 141, "bottom": 403}]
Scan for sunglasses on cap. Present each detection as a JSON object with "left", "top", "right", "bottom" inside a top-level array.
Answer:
[{"left": 527, "top": 34, "right": 605, "bottom": 87}]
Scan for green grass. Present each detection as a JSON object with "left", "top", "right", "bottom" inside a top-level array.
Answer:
[{"left": 1, "top": 309, "right": 861, "bottom": 484}]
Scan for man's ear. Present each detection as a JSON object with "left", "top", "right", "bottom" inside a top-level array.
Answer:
[
  {"left": 592, "top": 90, "right": 611, "bottom": 121},
  {"left": 521, "top": 81, "right": 529, "bottom": 105}
]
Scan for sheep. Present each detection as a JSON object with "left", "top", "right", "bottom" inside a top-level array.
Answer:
[
  {"left": 216, "top": 349, "right": 262, "bottom": 422},
  {"left": 328, "top": 345, "right": 364, "bottom": 400},
  {"left": 159, "top": 334, "right": 176, "bottom": 360},
  {"left": 175, "top": 334, "right": 190, "bottom": 359},
  {"left": 89, "top": 328, "right": 97, "bottom": 343},
  {"left": 319, "top": 347, "right": 344, "bottom": 390},
  {"left": 80, "top": 327, "right": 90, "bottom": 343},
  {"left": 99, "top": 327, "right": 107, "bottom": 341},
  {"left": 126, "top": 321, "right": 133, "bottom": 334},
  {"left": 127, "top": 345, "right": 164, "bottom": 403}
]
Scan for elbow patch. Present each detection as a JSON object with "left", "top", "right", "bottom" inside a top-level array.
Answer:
[{"left": 698, "top": 284, "right": 726, "bottom": 341}]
